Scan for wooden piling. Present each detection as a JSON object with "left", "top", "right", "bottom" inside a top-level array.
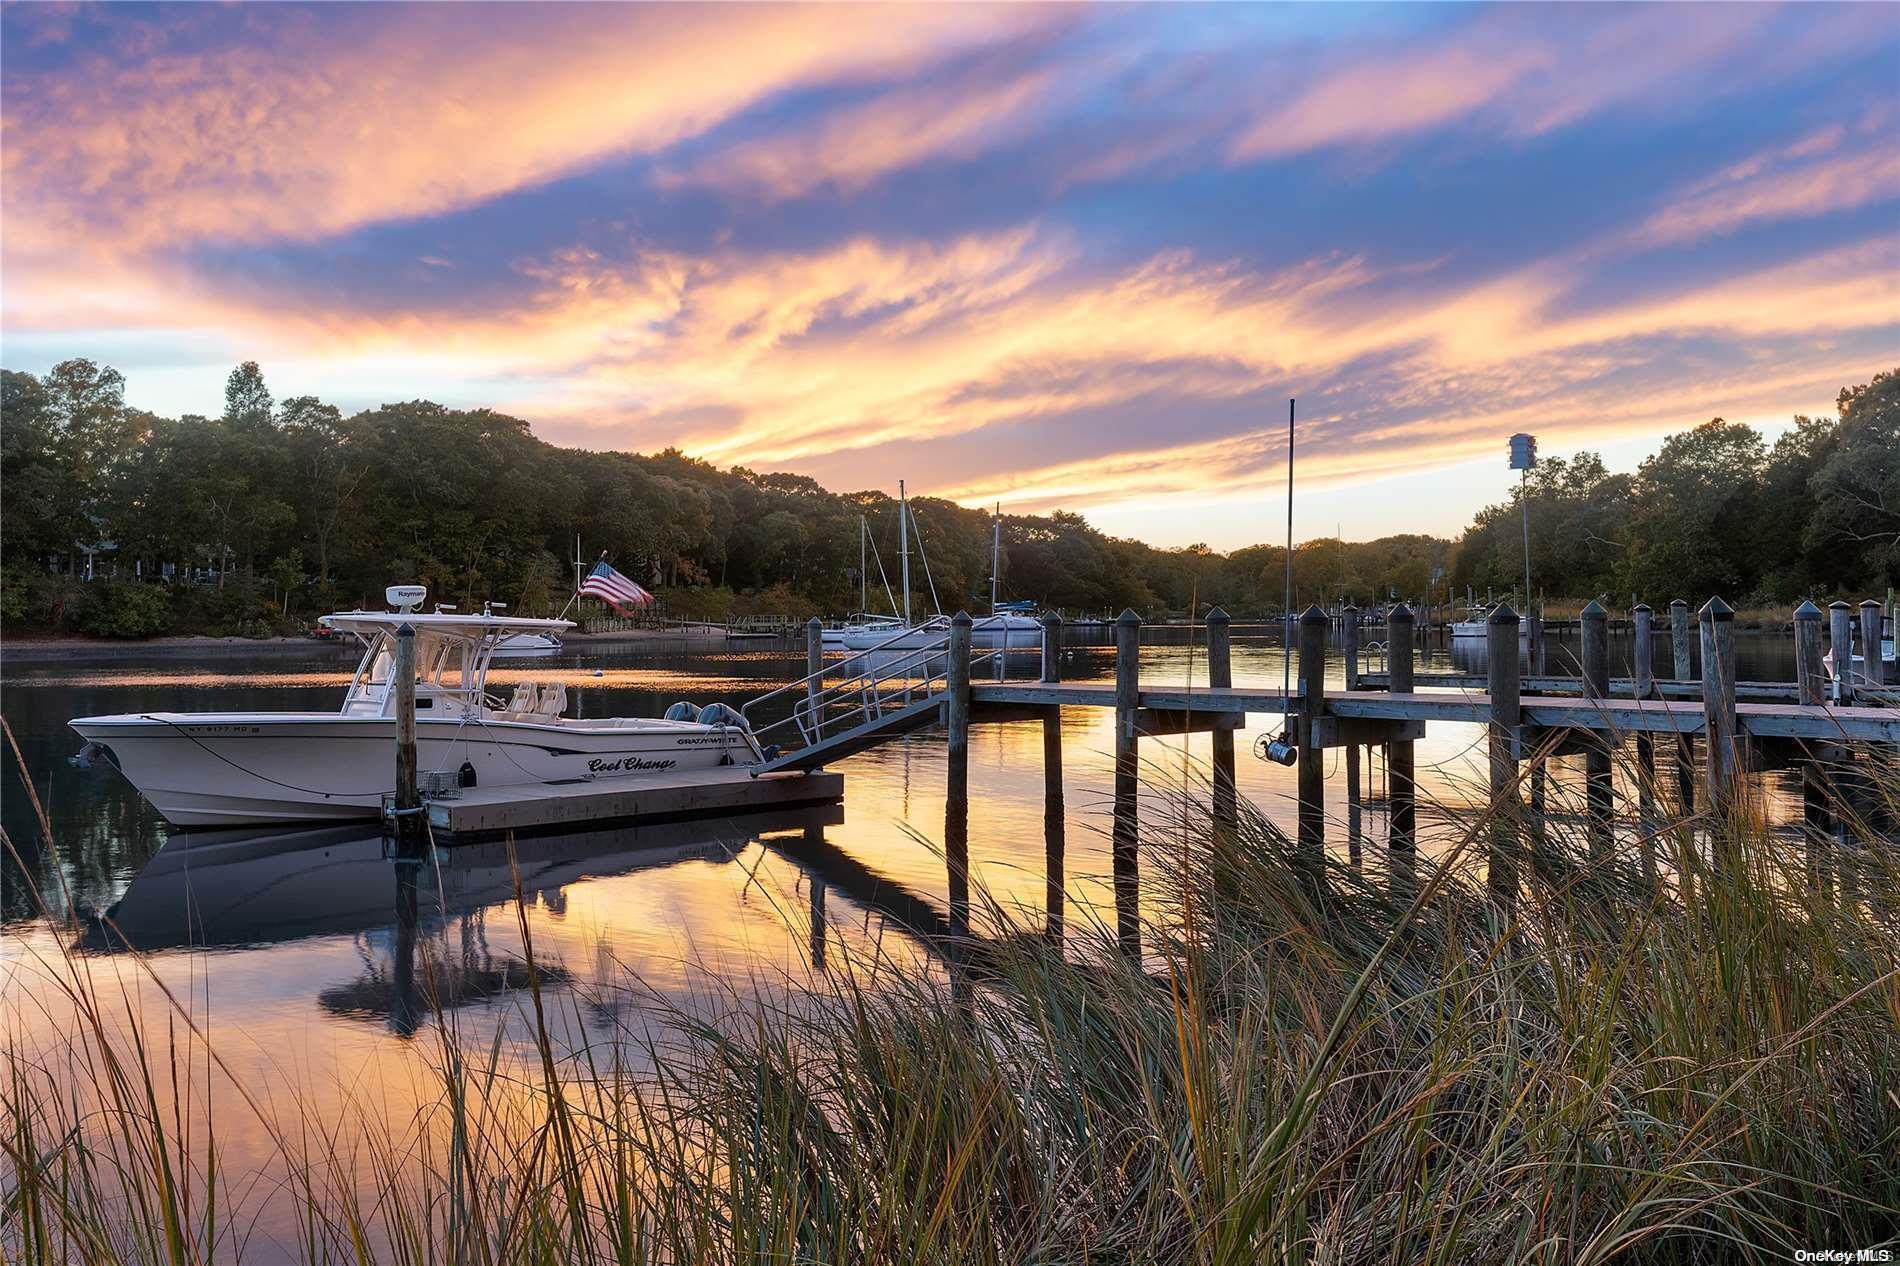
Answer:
[
  {"left": 1487, "top": 604, "right": 1522, "bottom": 910},
  {"left": 1207, "top": 606, "right": 1237, "bottom": 836},
  {"left": 1040, "top": 611, "right": 1065, "bottom": 946},
  {"left": 1793, "top": 600, "right": 1832, "bottom": 894},
  {"left": 1342, "top": 605, "right": 1361, "bottom": 866},
  {"left": 1113, "top": 608, "right": 1141, "bottom": 956},
  {"left": 1861, "top": 600, "right": 1884, "bottom": 687},
  {"left": 1386, "top": 602, "right": 1417, "bottom": 889},
  {"left": 945, "top": 612, "right": 973, "bottom": 939},
  {"left": 1581, "top": 598, "right": 1613, "bottom": 861},
  {"left": 1670, "top": 598, "right": 1695, "bottom": 811},
  {"left": 1343, "top": 606, "right": 1360, "bottom": 692},
  {"left": 1830, "top": 600, "right": 1854, "bottom": 701},
  {"left": 805, "top": 617, "right": 824, "bottom": 728},
  {"left": 1297, "top": 604, "right": 1328, "bottom": 885},
  {"left": 1699, "top": 597, "right": 1739, "bottom": 817},
  {"left": 1632, "top": 602, "right": 1657, "bottom": 886},
  {"left": 393, "top": 622, "right": 420, "bottom": 846}
]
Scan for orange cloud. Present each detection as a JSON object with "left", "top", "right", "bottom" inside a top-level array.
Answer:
[{"left": 1, "top": 5, "right": 1058, "bottom": 253}]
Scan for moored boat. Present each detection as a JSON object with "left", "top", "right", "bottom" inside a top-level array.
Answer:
[{"left": 69, "top": 586, "right": 762, "bottom": 827}]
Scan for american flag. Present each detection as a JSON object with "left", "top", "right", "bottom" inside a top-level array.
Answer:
[{"left": 579, "top": 558, "right": 653, "bottom": 613}]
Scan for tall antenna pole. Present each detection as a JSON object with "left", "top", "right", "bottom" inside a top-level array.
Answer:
[
  {"left": 899, "top": 479, "right": 911, "bottom": 626},
  {"left": 990, "top": 503, "right": 1001, "bottom": 616}
]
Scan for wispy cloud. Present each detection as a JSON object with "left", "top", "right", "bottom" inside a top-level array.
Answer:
[
  {"left": 1631, "top": 115, "right": 1900, "bottom": 247},
  {"left": 3, "top": 2, "right": 1896, "bottom": 545}
]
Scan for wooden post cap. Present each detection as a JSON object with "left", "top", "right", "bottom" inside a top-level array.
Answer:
[
  {"left": 1488, "top": 603, "right": 1519, "bottom": 625},
  {"left": 1699, "top": 596, "right": 1734, "bottom": 621},
  {"left": 1388, "top": 602, "right": 1414, "bottom": 624},
  {"left": 1206, "top": 606, "right": 1229, "bottom": 625},
  {"left": 1793, "top": 600, "right": 1822, "bottom": 621}
]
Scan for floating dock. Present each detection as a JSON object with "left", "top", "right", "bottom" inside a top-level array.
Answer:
[{"left": 417, "top": 767, "right": 843, "bottom": 840}]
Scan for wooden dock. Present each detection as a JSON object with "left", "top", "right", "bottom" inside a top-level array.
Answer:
[
  {"left": 735, "top": 596, "right": 1896, "bottom": 943},
  {"left": 970, "top": 682, "right": 1900, "bottom": 743},
  {"left": 419, "top": 767, "right": 844, "bottom": 840}
]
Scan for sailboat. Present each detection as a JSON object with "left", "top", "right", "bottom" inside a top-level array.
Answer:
[
  {"left": 826, "top": 487, "right": 1041, "bottom": 651},
  {"left": 819, "top": 513, "right": 907, "bottom": 649}
]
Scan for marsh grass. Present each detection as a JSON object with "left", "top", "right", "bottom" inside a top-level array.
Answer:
[{"left": 4, "top": 747, "right": 1900, "bottom": 1263}]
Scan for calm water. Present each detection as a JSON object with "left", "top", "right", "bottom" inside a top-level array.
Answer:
[{"left": 0, "top": 627, "right": 1808, "bottom": 1258}]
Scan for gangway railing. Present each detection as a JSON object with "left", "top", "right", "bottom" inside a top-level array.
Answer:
[{"left": 740, "top": 617, "right": 1000, "bottom": 758}]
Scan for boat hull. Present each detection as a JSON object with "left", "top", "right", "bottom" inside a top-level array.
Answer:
[
  {"left": 830, "top": 616, "right": 1043, "bottom": 652},
  {"left": 69, "top": 712, "right": 761, "bottom": 827},
  {"left": 1449, "top": 621, "right": 1531, "bottom": 641}
]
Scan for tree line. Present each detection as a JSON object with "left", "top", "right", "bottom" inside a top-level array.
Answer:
[
  {"left": 1450, "top": 371, "right": 1898, "bottom": 607},
  {"left": 1, "top": 360, "right": 1892, "bottom": 637}
]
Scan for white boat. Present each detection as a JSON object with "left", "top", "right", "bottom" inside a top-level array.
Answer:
[
  {"left": 828, "top": 612, "right": 1043, "bottom": 651},
  {"left": 1823, "top": 639, "right": 1896, "bottom": 683},
  {"left": 490, "top": 631, "right": 563, "bottom": 658},
  {"left": 824, "top": 488, "right": 1042, "bottom": 653},
  {"left": 69, "top": 586, "right": 763, "bottom": 827},
  {"left": 1449, "top": 604, "right": 1531, "bottom": 642}
]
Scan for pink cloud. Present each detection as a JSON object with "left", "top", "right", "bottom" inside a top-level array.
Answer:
[{"left": 1, "top": 5, "right": 1059, "bottom": 253}]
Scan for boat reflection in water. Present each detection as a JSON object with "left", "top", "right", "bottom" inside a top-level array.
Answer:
[{"left": 78, "top": 807, "right": 840, "bottom": 1036}]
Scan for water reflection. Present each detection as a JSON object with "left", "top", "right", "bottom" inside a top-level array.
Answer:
[{"left": 76, "top": 808, "right": 844, "bottom": 1040}]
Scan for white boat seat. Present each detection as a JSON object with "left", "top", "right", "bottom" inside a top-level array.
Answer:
[
  {"left": 505, "top": 682, "right": 539, "bottom": 715},
  {"left": 536, "top": 682, "right": 567, "bottom": 717}
]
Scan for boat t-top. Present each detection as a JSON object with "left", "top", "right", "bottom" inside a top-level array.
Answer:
[{"left": 70, "top": 585, "right": 763, "bottom": 827}]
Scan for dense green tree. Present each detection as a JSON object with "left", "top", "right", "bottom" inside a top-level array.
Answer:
[
  {"left": 1619, "top": 421, "right": 1766, "bottom": 602},
  {"left": 1808, "top": 370, "right": 1900, "bottom": 591},
  {"left": 5, "top": 358, "right": 1893, "bottom": 637}
]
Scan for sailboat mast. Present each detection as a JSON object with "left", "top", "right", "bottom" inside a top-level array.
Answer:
[
  {"left": 990, "top": 504, "right": 1001, "bottom": 615},
  {"left": 899, "top": 479, "right": 911, "bottom": 625},
  {"left": 859, "top": 515, "right": 868, "bottom": 613}
]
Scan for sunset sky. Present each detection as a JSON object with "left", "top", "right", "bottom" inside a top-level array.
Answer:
[{"left": 4, "top": 2, "right": 1897, "bottom": 548}]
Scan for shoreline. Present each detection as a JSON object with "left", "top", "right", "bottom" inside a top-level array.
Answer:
[{"left": 0, "top": 627, "right": 756, "bottom": 665}]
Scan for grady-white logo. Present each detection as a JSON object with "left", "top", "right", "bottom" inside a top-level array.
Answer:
[{"left": 588, "top": 756, "right": 678, "bottom": 774}]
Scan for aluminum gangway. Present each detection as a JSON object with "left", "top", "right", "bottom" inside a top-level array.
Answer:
[{"left": 740, "top": 618, "right": 1000, "bottom": 774}]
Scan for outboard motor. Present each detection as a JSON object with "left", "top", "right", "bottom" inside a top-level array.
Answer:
[
  {"left": 663, "top": 701, "right": 701, "bottom": 723},
  {"left": 696, "top": 702, "right": 743, "bottom": 728}
]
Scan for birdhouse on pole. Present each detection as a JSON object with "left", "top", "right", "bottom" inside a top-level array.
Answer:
[{"left": 1509, "top": 433, "right": 1538, "bottom": 471}]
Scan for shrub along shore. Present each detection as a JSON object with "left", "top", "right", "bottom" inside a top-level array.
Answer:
[{"left": 4, "top": 752, "right": 1897, "bottom": 1263}]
